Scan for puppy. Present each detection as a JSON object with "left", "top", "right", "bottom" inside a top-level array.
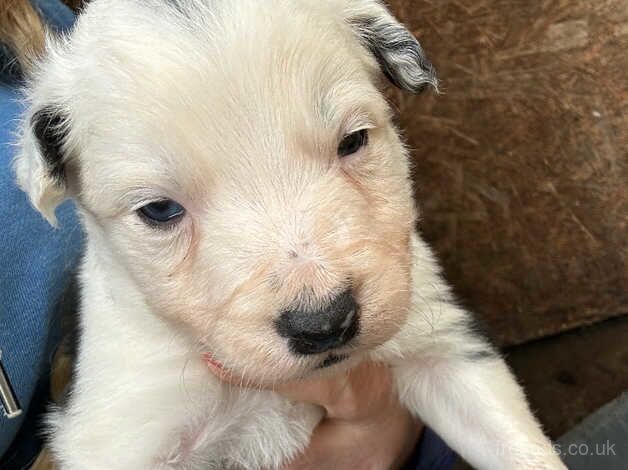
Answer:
[{"left": 13, "top": 0, "right": 566, "bottom": 468}]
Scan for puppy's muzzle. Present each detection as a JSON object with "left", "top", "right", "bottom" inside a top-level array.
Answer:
[{"left": 275, "top": 289, "right": 359, "bottom": 355}]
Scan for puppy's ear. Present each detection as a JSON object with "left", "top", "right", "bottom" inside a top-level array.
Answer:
[
  {"left": 347, "top": 1, "right": 438, "bottom": 93},
  {"left": 14, "top": 105, "right": 72, "bottom": 226}
]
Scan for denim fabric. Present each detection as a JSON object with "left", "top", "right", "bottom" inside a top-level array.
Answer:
[
  {"left": 404, "top": 428, "right": 458, "bottom": 470},
  {"left": 0, "top": 0, "right": 80, "bottom": 458},
  {"left": 31, "top": 0, "right": 75, "bottom": 32}
]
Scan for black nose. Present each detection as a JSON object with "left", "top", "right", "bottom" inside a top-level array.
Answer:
[{"left": 275, "top": 290, "right": 360, "bottom": 355}]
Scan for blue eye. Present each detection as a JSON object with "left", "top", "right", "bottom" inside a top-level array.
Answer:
[{"left": 138, "top": 199, "right": 186, "bottom": 225}]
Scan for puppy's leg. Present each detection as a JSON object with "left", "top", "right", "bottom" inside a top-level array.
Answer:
[
  {"left": 395, "top": 354, "right": 564, "bottom": 469},
  {"left": 382, "top": 234, "right": 565, "bottom": 469}
]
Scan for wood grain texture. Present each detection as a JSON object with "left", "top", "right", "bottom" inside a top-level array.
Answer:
[{"left": 387, "top": 0, "right": 628, "bottom": 345}]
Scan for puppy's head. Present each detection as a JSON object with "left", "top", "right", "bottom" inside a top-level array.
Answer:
[{"left": 15, "top": 0, "right": 436, "bottom": 382}]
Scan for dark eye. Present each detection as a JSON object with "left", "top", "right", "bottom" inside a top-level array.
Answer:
[
  {"left": 337, "top": 129, "right": 368, "bottom": 157},
  {"left": 138, "top": 199, "right": 186, "bottom": 225}
]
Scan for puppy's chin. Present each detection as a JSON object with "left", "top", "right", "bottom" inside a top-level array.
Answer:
[
  {"left": 245, "top": 353, "right": 366, "bottom": 385},
  {"left": 201, "top": 353, "right": 325, "bottom": 384},
  {"left": 201, "top": 334, "right": 393, "bottom": 386}
]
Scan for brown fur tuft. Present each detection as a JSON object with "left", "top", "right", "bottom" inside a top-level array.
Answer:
[{"left": 0, "top": 0, "right": 46, "bottom": 73}]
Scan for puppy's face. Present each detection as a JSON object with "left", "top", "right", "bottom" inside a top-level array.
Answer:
[{"left": 16, "top": 0, "right": 436, "bottom": 382}]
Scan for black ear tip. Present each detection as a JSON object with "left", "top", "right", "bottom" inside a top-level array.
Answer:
[
  {"left": 408, "top": 58, "right": 438, "bottom": 94},
  {"left": 350, "top": 13, "right": 438, "bottom": 94},
  {"left": 421, "top": 59, "right": 437, "bottom": 80},
  {"left": 31, "top": 106, "right": 68, "bottom": 183},
  {"left": 408, "top": 80, "right": 438, "bottom": 95},
  {"left": 382, "top": 58, "right": 439, "bottom": 95},
  {"left": 413, "top": 82, "right": 430, "bottom": 94}
]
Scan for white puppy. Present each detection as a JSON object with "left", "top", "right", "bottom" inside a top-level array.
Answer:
[{"left": 14, "top": 0, "right": 566, "bottom": 468}]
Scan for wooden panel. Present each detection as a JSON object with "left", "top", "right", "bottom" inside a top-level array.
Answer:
[{"left": 387, "top": 0, "right": 628, "bottom": 345}]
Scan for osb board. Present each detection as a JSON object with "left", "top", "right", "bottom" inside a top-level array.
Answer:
[{"left": 386, "top": 0, "right": 628, "bottom": 345}]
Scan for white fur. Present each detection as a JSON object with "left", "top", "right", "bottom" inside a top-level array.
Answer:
[{"left": 14, "top": 0, "right": 565, "bottom": 468}]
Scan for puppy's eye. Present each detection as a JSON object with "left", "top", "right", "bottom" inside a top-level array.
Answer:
[
  {"left": 138, "top": 199, "right": 185, "bottom": 225},
  {"left": 337, "top": 129, "right": 368, "bottom": 157}
]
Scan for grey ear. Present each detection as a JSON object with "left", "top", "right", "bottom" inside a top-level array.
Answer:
[
  {"left": 349, "top": 4, "right": 438, "bottom": 93},
  {"left": 14, "top": 105, "right": 71, "bottom": 225}
]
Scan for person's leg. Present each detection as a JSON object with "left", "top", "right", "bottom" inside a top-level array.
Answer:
[
  {"left": 403, "top": 428, "right": 458, "bottom": 470},
  {"left": 0, "top": 0, "right": 80, "bottom": 464},
  {"left": 31, "top": 0, "right": 75, "bottom": 31}
]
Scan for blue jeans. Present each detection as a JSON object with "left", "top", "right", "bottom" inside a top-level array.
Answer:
[{"left": 0, "top": 0, "right": 81, "bottom": 462}]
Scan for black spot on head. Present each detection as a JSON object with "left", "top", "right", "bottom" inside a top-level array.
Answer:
[{"left": 31, "top": 106, "right": 69, "bottom": 183}]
